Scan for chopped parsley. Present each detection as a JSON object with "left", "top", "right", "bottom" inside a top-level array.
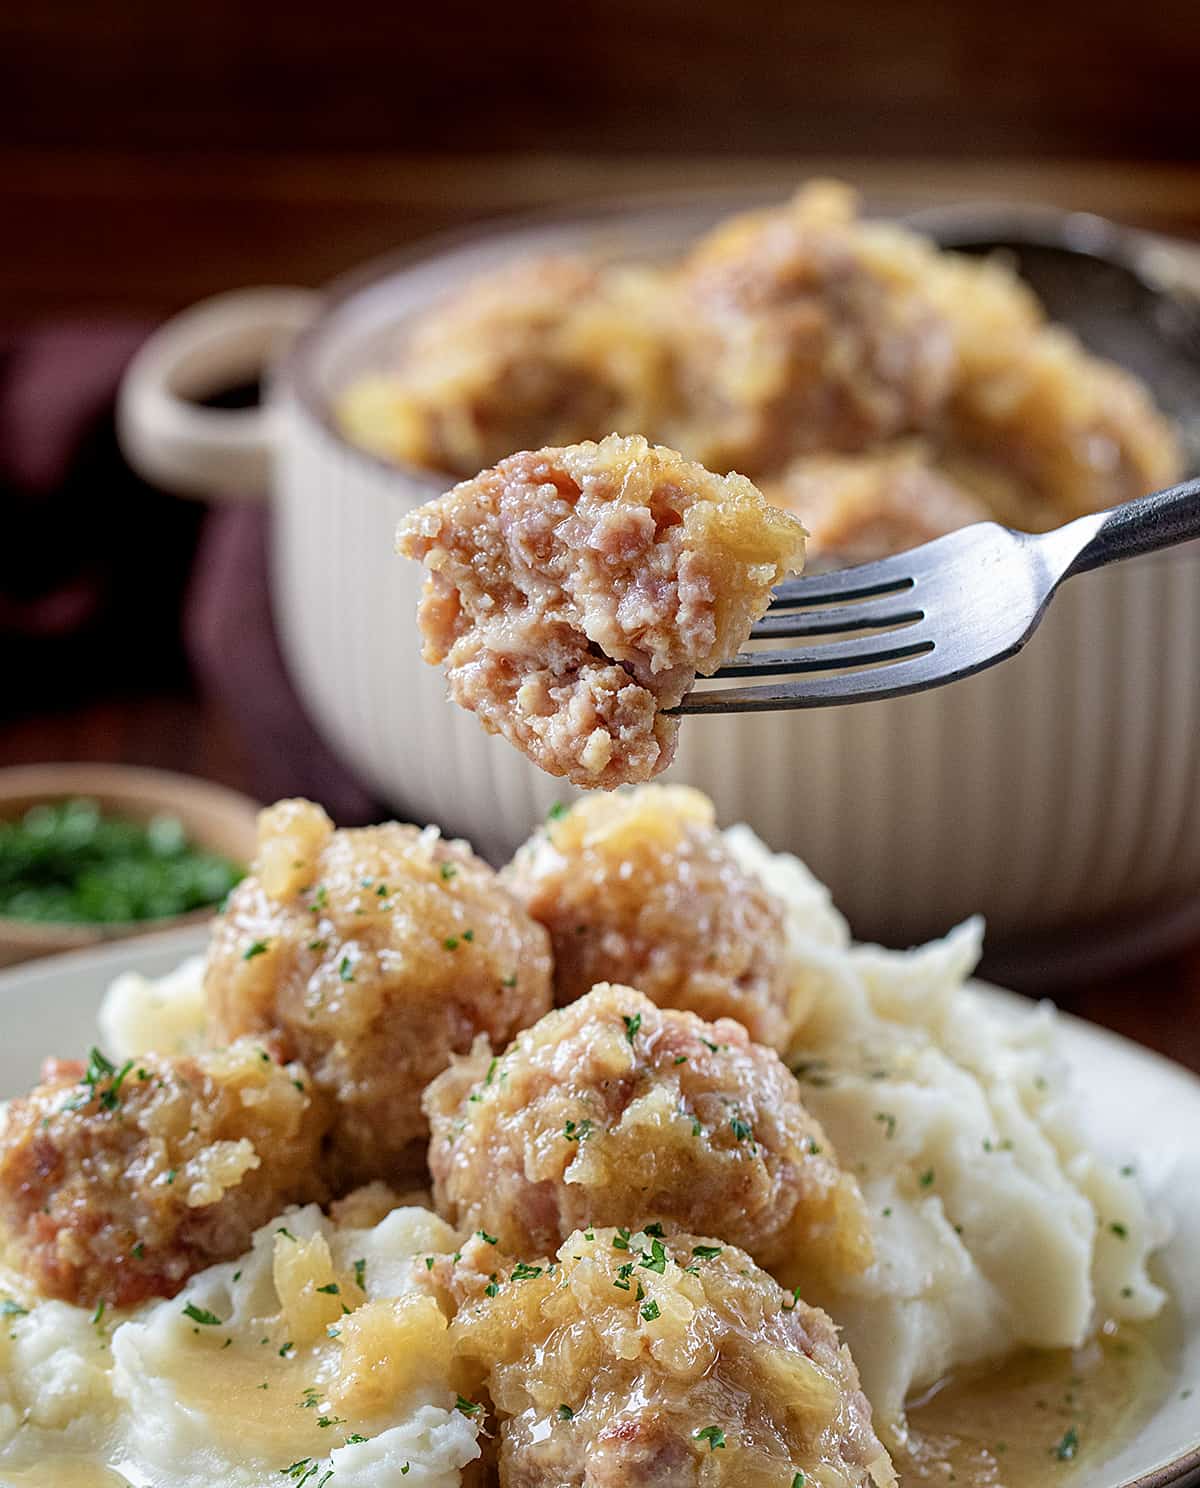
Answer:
[
  {"left": 243, "top": 939, "right": 269, "bottom": 961},
  {"left": 695, "top": 1425, "right": 726, "bottom": 1450},
  {"left": 641, "top": 1300, "right": 661, "bottom": 1321},
  {"left": 276, "top": 1227, "right": 296, "bottom": 1241},
  {"left": 484, "top": 1282, "right": 499, "bottom": 1297},
  {"left": 1109, "top": 1221, "right": 1129, "bottom": 1239},
  {"left": 501, "top": 973, "right": 517, "bottom": 988},
  {"left": 730, "top": 1115, "right": 753, "bottom": 1143},
  {"left": 919, "top": 1168, "right": 935, "bottom": 1188},
  {"left": 874, "top": 1112, "right": 897, "bottom": 1139},
  {"left": 692, "top": 1245, "right": 722, "bottom": 1260},
  {"left": 612, "top": 1227, "right": 632, "bottom": 1252},
  {"left": 485, "top": 1057, "right": 499, "bottom": 1085},
  {"left": 792, "top": 1475, "right": 807, "bottom": 1488},
  {"left": 510, "top": 1262, "right": 543, "bottom": 1281},
  {"left": 563, "top": 1119, "right": 593, "bottom": 1142},
  {"left": 547, "top": 802, "right": 569, "bottom": 821},
  {"left": 353, "top": 1258, "right": 366, "bottom": 1290},
  {"left": 639, "top": 1239, "right": 668, "bottom": 1274},
  {"left": 338, "top": 956, "right": 355, "bottom": 982},
  {"left": 643, "top": 1221, "right": 665, "bottom": 1237},
  {"left": 444, "top": 936, "right": 459, "bottom": 951},
  {"left": 462, "top": 929, "right": 474, "bottom": 942},
  {"left": 673, "top": 1055, "right": 688, "bottom": 1065},
  {"left": 557, "top": 1403, "right": 574, "bottom": 1420},
  {"left": 182, "top": 1303, "right": 223, "bottom": 1326},
  {"left": 440, "top": 862, "right": 457, "bottom": 881},
  {"left": 0, "top": 1299, "right": 28, "bottom": 1318},
  {"left": 1054, "top": 1426, "right": 1079, "bottom": 1461},
  {"left": 477, "top": 1230, "right": 498, "bottom": 1246},
  {"left": 622, "top": 1012, "right": 642, "bottom": 1045},
  {"left": 455, "top": 1396, "right": 481, "bottom": 1416},
  {"left": 316, "top": 1283, "right": 340, "bottom": 1295}
]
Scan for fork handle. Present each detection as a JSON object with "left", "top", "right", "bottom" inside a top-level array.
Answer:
[{"left": 1065, "top": 477, "right": 1200, "bottom": 575}]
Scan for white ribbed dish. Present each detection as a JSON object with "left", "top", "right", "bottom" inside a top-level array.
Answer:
[{"left": 117, "top": 194, "right": 1200, "bottom": 961}]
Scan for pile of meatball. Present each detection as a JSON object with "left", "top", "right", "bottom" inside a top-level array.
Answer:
[
  {"left": 342, "top": 180, "right": 1181, "bottom": 562},
  {"left": 0, "top": 789, "right": 894, "bottom": 1487}
]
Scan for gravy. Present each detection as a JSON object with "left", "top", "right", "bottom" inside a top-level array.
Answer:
[{"left": 900, "top": 1320, "right": 1175, "bottom": 1487}]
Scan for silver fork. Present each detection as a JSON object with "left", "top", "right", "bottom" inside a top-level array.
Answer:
[{"left": 674, "top": 477, "right": 1200, "bottom": 714}]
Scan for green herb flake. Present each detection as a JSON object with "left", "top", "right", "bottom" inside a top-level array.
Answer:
[
  {"left": 641, "top": 1300, "right": 661, "bottom": 1321},
  {"left": 563, "top": 1118, "right": 593, "bottom": 1142},
  {"left": 622, "top": 1012, "right": 642, "bottom": 1045},
  {"left": 643, "top": 1222, "right": 665, "bottom": 1237},
  {"left": 612, "top": 1227, "right": 632, "bottom": 1252},
  {"left": 1109, "top": 1222, "right": 1129, "bottom": 1240},
  {"left": 547, "top": 802, "right": 569, "bottom": 821},
  {"left": 874, "top": 1112, "right": 897, "bottom": 1139},
  {"left": 501, "top": 973, "right": 517, "bottom": 988},
  {"left": 692, "top": 1245, "right": 722, "bottom": 1260},
  {"left": 511, "top": 1262, "right": 543, "bottom": 1281},
  {"left": 1055, "top": 1426, "right": 1079, "bottom": 1461},
  {"left": 243, "top": 939, "right": 269, "bottom": 961},
  {"left": 639, "top": 1239, "right": 668, "bottom": 1275},
  {"left": 695, "top": 1425, "right": 726, "bottom": 1451},
  {"left": 455, "top": 1395, "right": 481, "bottom": 1416},
  {"left": 919, "top": 1168, "right": 935, "bottom": 1188},
  {"left": 792, "top": 1475, "right": 806, "bottom": 1488},
  {"left": 730, "top": 1116, "right": 753, "bottom": 1143},
  {"left": 557, "top": 1403, "right": 574, "bottom": 1420},
  {"left": 0, "top": 1299, "right": 28, "bottom": 1318},
  {"left": 316, "top": 1283, "right": 340, "bottom": 1295},
  {"left": 339, "top": 956, "right": 355, "bottom": 982},
  {"left": 182, "top": 1303, "right": 223, "bottom": 1326},
  {"left": 477, "top": 1230, "right": 498, "bottom": 1246},
  {"left": 444, "top": 936, "right": 459, "bottom": 951}
]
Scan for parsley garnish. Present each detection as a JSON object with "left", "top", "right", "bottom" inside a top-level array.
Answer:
[
  {"left": 501, "top": 973, "right": 517, "bottom": 988},
  {"left": 243, "top": 939, "right": 269, "bottom": 961},
  {"left": 455, "top": 1395, "right": 481, "bottom": 1416},
  {"left": 792, "top": 1474, "right": 807, "bottom": 1488},
  {"left": 692, "top": 1245, "right": 722, "bottom": 1260},
  {"left": 563, "top": 1119, "right": 593, "bottom": 1142},
  {"left": 622, "top": 1013, "right": 642, "bottom": 1044},
  {"left": 639, "top": 1239, "right": 667, "bottom": 1274},
  {"left": 316, "top": 1283, "right": 339, "bottom": 1294},
  {"left": 339, "top": 956, "right": 355, "bottom": 982},
  {"left": 547, "top": 802, "right": 569, "bottom": 821},
  {"left": 0, "top": 1299, "right": 28, "bottom": 1318},
  {"left": 643, "top": 1222, "right": 665, "bottom": 1237},
  {"left": 353, "top": 1258, "right": 366, "bottom": 1290},
  {"left": 557, "top": 1403, "right": 574, "bottom": 1419},
  {"left": 477, "top": 1230, "right": 498, "bottom": 1245},
  {"left": 919, "top": 1168, "right": 935, "bottom": 1188},
  {"left": 444, "top": 936, "right": 459, "bottom": 950},
  {"left": 641, "top": 1300, "right": 661, "bottom": 1320},
  {"left": 1109, "top": 1222, "right": 1129, "bottom": 1239},
  {"left": 695, "top": 1425, "right": 726, "bottom": 1450},
  {"left": 874, "top": 1112, "right": 897, "bottom": 1139},
  {"left": 182, "top": 1303, "right": 223, "bottom": 1326},
  {"left": 612, "top": 1227, "right": 632, "bottom": 1251},
  {"left": 511, "top": 1262, "right": 542, "bottom": 1280},
  {"left": 730, "top": 1116, "right": 753, "bottom": 1143},
  {"left": 1055, "top": 1426, "right": 1079, "bottom": 1461}
]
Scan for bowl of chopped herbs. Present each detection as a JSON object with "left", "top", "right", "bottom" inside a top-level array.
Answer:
[{"left": 0, "top": 765, "right": 260, "bottom": 965}]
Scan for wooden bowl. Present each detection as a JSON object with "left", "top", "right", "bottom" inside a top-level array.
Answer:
[{"left": 0, "top": 764, "right": 261, "bottom": 968}]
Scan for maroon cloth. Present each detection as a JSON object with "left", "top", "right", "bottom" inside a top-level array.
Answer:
[{"left": 0, "top": 318, "right": 384, "bottom": 823}]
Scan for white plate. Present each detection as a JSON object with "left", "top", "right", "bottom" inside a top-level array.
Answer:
[{"left": 0, "top": 929, "right": 1198, "bottom": 1487}]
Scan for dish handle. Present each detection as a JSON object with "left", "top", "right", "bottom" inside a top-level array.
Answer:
[{"left": 117, "top": 287, "right": 320, "bottom": 500}]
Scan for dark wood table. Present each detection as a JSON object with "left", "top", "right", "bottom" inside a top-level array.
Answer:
[{"left": 2, "top": 152, "right": 1198, "bottom": 1075}]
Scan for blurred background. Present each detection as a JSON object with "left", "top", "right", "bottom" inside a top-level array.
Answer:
[{"left": 1, "top": 1, "right": 1198, "bottom": 1045}]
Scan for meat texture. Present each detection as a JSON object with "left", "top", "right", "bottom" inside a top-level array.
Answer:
[
  {"left": 205, "top": 798, "right": 553, "bottom": 1187},
  {"left": 0, "top": 1039, "right": 328, "bottom": 1308},
  {"left": 396, "top": 434, "right": 805, "bottom": 788},
  {"left": 503, "top": 786, "right": 807, "bottom": 1051},
  {"left": 424, "top": 983, "right": 871, "bottom": 1290},
  {"left": 450, "top": 1225, "right": 895, "bottom": 1488}
]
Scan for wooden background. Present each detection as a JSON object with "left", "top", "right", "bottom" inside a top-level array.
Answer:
[{"left": 3, "top": 0, "right": 1200, "bottom": 320}]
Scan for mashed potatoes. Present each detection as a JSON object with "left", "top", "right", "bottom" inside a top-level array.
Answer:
[
  {"left": 725, "top": 826, "right": 1165, "bottom": 1437},
  {"left": 0, "top": 1201, "right": 480, "bottom": 1485}
]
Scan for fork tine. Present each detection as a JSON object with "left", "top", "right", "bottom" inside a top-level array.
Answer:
[
  {"left": 712, "top": 636, "right": 934, "bottom": 678},
  {"left": 750, "top": 602, "right": 924, "bottom": 639},
  {"left": 769, "top": 558, "right": 915, "bottom": 609}
]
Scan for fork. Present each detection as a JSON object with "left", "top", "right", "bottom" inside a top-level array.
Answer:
[{"left": 674, "top": 477, "right": 1200, "bottom": 714}]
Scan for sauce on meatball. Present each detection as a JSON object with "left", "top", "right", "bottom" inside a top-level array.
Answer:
[{"left": 205, "top": 799, "right": 554, "bottom": 1187}]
